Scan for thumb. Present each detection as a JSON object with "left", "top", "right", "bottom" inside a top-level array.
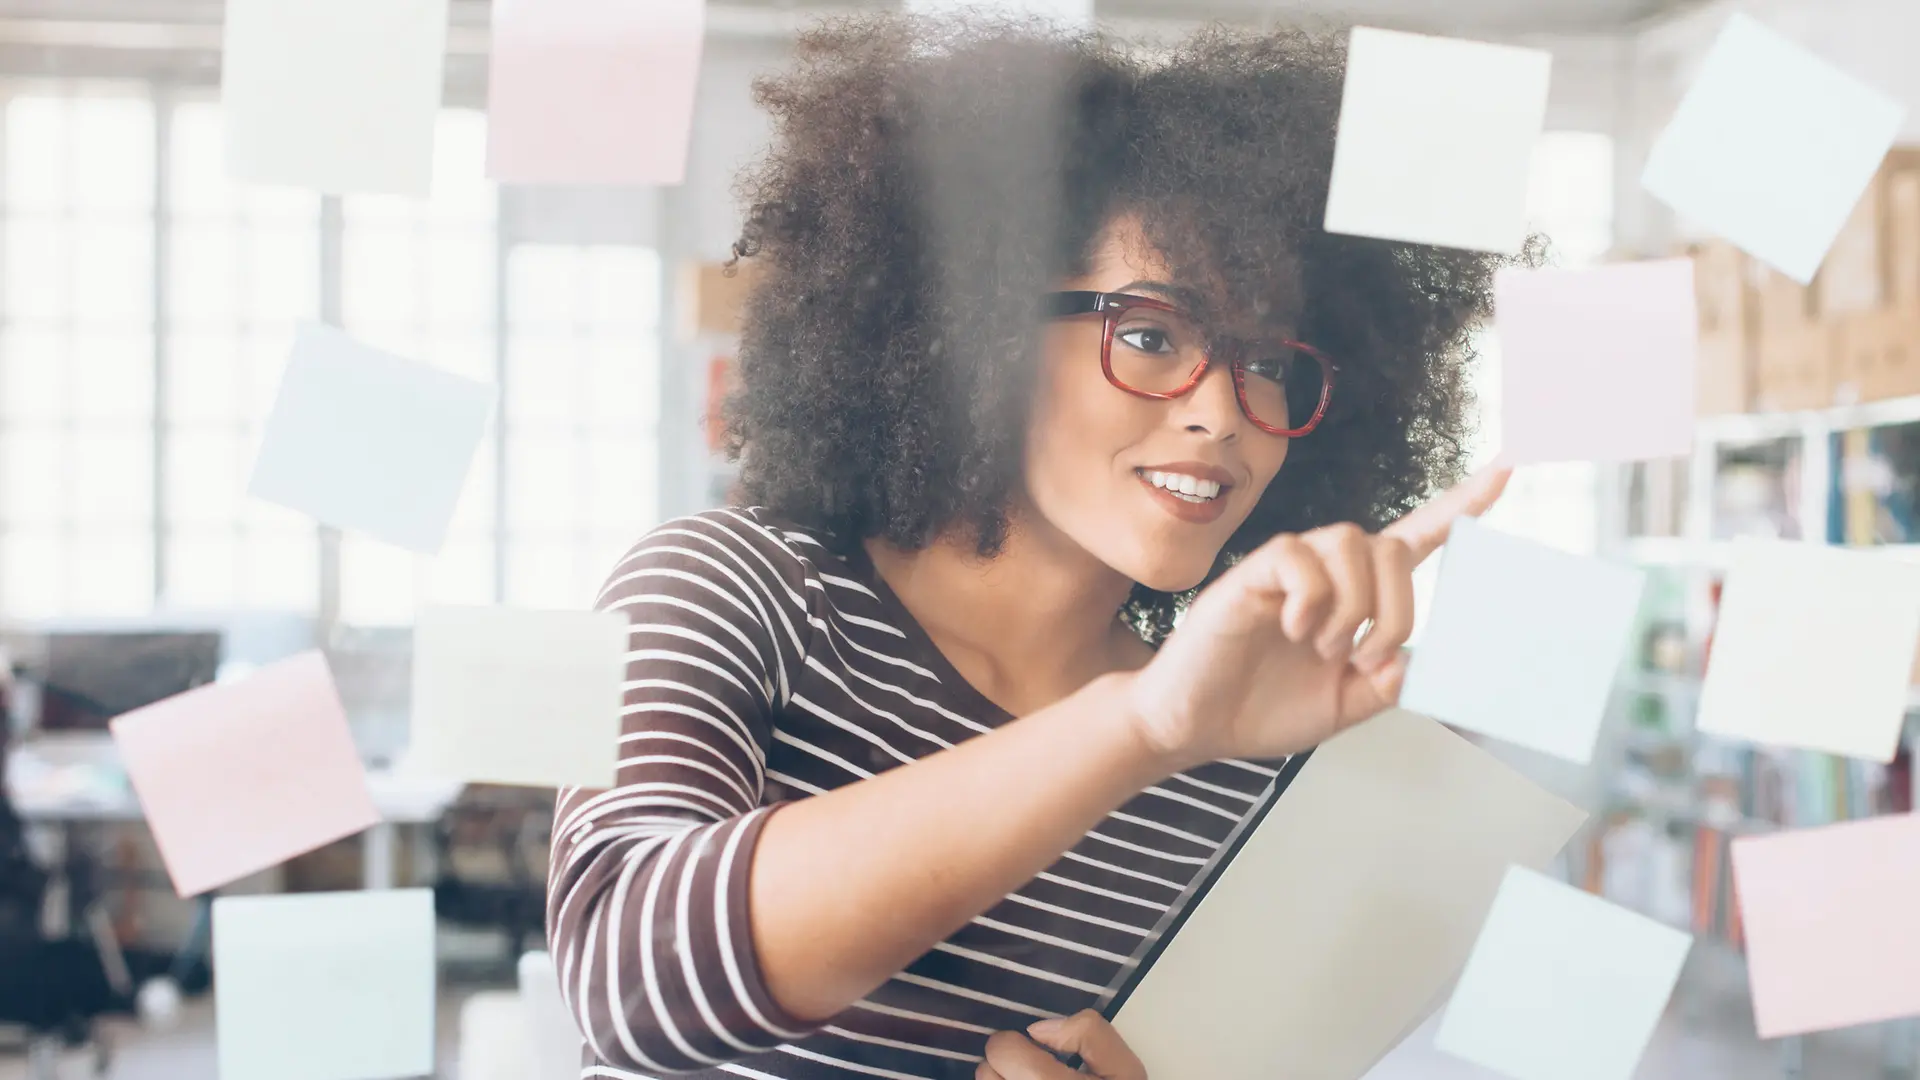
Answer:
[
  {"left": 1027, "top": 1012, "right": 1145, "bottom": 1080},
  {"left": 1336, "top": 651, "right": 1408, "bottom": 731}
]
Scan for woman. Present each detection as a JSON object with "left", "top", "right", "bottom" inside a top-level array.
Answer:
[{"left": 548, "top": 15, "right": 1518, "bottom": 1080}]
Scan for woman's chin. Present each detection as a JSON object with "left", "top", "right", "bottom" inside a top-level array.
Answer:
[{"left": 1129, "top": 563, "right": 1213, "bottom": 595}]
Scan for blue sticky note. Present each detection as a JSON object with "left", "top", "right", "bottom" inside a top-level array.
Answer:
[
  {"left": 248, "top": 323, "right": 496, "bottom": 553},
  {"left": 1436, "top": 866, "right": 1691, "bottom": 1080},
  {"left": 213, "top": 889, "right": 436, "bottom": 1080},
  {"left": 1400, "top": 518, "right": 1645, "bottom": 764}
]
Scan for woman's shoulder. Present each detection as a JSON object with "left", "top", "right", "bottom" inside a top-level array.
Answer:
[{"left": 603, "top": 505, "right": 844, "bottom": 602}]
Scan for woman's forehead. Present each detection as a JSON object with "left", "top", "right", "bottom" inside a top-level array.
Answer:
[{"left": 1081, "top": 214, "right": 1304, "bottom": 336}]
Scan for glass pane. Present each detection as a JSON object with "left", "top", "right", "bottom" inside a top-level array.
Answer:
[
  {"left": 588, "top": 335, "right": 657, "bottom": 425},
  {"left": 4, "top": 217, "right": 72, "bottom": 321},
  {"left": 71, "top": 97, "right": 155, "bottom": 214},
  {"left": 426, "top": 538, "right": 494, "bottom": 607},
  {"left": 5, "top": 97, "right": 68, "bottom": 215},
  {"left": 0, "top": 327, "right": 66, "bottom": 422},
  {"left": 339, "top": 538, "right": 418, "bottom": 626},
  {"left": 70, "top": 332, "right": 156, "bottom": 423},
  {"left": 166, "top": 334, "right": 243, "bottom": 425},
  {"left": 506, "top": 435, "right": 579, "bottom": 530},
  {"left": 427, "top": 333, "right": 497, "bottom": 383},
  {"left": 508, "top": 246, "right": 579, "bottom": 330},
  {"left": 167, "top": 102, "right": 228, "bottom": 219},
  {"left": 342, "top": 227, "right": 420, "bottom": 328},
  {"left": 246, "top": 227, "right": 320, "bottom": 323},
  {"left": 446, "top": 441, "right": 496, "bottom": 534},
  {"left": 165, "top": 428, "right": 244, "bottom": 525},
  {"left": 72, "top": 220, "right": 154, "bottom": 325},
  {"left": 1, "top": 427, "right": 66, "bottom": 524},
  {"left": 0, "top": 527, "right": 62, "bottom": 617},
  {"left": 588, "top": 248, "right": 660, "bottom": 328},
  {"left": 586, "top": 434, "right": 657, "bottom": 536},
  {"left": 72, "top": 428, "right": 153, "bottom": 525},
  {"left": 171, "top": 223, "right": 242, "bottom": 328},
  {"left": 245, "top": 333, "right": 297, "bottom": 418},
  {"left": 240, "top": 530, "right": 319, "bottom": 610},
  {"left": 505, "top": 537, "right": 580, "bottom": 609},
  {"left": 506, "top": 332, "right": 579, "bottom": 427},
  {"left": 164, "top": 527, "right": 239, "bottom": 609},
  {"left": 428, "top": 229, "right": 494, "bottom": 327},
  {"left": 69, "top": 532, "right": 153, "bottom": 614}
]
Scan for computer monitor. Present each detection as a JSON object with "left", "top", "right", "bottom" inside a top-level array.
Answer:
[{"left": 36, "top": 632, "right": 223, "bottom": 733}]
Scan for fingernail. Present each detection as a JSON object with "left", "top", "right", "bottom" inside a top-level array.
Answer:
[{"left": 1028, "top": 1019, "right": 1065, "bottom": 1039}]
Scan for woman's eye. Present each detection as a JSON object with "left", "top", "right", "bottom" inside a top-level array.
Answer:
[{"left": 1117, "top": 327, "right": 1176, "bottom": 354}]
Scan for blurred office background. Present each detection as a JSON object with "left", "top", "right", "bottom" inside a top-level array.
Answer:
[{"left": 2, "top": 0, "right": 1919, "bottom": 1077}]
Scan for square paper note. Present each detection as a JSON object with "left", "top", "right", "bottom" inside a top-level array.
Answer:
[
  {"left": 1112, "top": 709, "right": 1587, "bottom": 1080},
  {"left": 1735, "top": 815, "right": 1920, "bottom": 1037},
  {"left": 1697, "top": 538, "right": 1920, "bottom": 762},
  {"left": 111, "top": 651, "right": 377, "bottom": 898},
  {"left": 903, "top": 0, "right": 1093, "bottom": 21},
  {"left": 1324, "top": 27, "right": 1551, "bottom": 255},
  {"left": 222, "top": 0, "right": 448, "bottom": 195},
  {"left": 487, "top": 0, "right": 705, "bottom": 185},
  {"left": 248, "top": 323, "right": 497, "bottom": 554},
  {"left": 1497, "top": 259, "right": 1699, "bottom": 465},
  {"left": 214, "top": 889, "right": 436, "bottom": 1080},
  {"left": 1436, "top": 866, "right": 1692, "bottom": 1080},
  {"left": 1641, "top": 13, "right": 1905, "bottom": 284},
  {"left": 1401, "top": 518, "right": 1646, "bottom": 764},
  {"left": 409, "top": 605, "right": 627, "bottom": 789}
]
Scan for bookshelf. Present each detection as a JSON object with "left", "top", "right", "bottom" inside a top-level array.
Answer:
[{"left": 1602, "top": 390, "right": 1920, "bottom": 1076}]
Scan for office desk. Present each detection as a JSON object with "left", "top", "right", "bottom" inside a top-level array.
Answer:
[{"left": 8, "top": 742, "right": 463, "bottom": 891}]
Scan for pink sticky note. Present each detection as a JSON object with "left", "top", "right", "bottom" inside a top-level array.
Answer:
[
  {"left": 1733, "top": 815, "right": 1920, "bottom": 1037},
  {"left": 485, "top": 0, "right": 705, "bottom": 185},
  {"left": 111, "top": 651, "right": 378, "bottom": 897},
  {"left": 1495, "top": 258, "right": 1699, "bottom": 466}
]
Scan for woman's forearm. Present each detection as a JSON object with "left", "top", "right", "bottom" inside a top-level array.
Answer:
[{"left": 748, "top": 669, "right": 1174, "bottom": 1022}]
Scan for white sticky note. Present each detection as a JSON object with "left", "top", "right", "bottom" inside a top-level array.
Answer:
[
  {"left": 486, "top": 0, "right": 706, "bottom": 185},
  {"left": 1697, "top": 539, "right": 1920, "bottom": 762},
  {"left": 1496, "top": 259, "right": 1700, "bottom": 466},
  {"left": 1641, "top": 13, "right": 1905, "bottom": 284},
  {"left": 409, "top": 605, "right": 626, "bottom": 789},
  {"left": 1112, "top": 709, "right": 1587, "bottom": 1080},
  {"left": 1324, "top": 27, "right": 1551, "bottom": 255},
  {"left": 213, "top": 889, "right": 436, "bottom": 1080},
  {"left": 248, "top": 323, "right": 496, "bottom": 554},
  {"left": 1435, "top": 866, "right": 1692, "bottom": 1080},
  {"left": 1401, "top": 519, "right": 1646, "bottom": 764},
  {"left": 221, "top": 0, "right": 449, "bottom": 195}
]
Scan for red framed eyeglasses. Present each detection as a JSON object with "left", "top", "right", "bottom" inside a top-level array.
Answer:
[{"left": 1043, "top": 290, "right": 1336, "bottom": 438}]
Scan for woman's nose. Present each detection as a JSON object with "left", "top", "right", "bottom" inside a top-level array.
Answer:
[{"left": 1173, "top": 361, "right": 1243, "bottom": 436}]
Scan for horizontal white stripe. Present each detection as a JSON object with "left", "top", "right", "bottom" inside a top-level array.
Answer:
[
  {"left": 821, "top": 1023, "right": 982, "bottom": 1062},
  {"left": 850, "top": 997, "right": 998, "bottom": 1036},
  {"left": 1036, "top": 871, "right": 1171, "bottom": 912},
  {"left": 890, "top": 972, "right": 1054, "bottom": 1020},
  {"left": 775, "top": 1044, "right": 937, "bottom": 1080},
  {"left": 933, "top": 942, "right": 1107, "bottom": 994},
  {"left": 1001, "top": 892, "right": 1151, "bottom": 936},
  {"left": 1107, "top": 810, "right": 1221, "bottom": 850},
  {"left": 970, "top": 915, "right": 1130, "bottom": 963}
]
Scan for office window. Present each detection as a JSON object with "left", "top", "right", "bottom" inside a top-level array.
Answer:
[
  {"left": 162, "top": 100, "right": 322, "bottom": 612},
  {"left": 336, "top": 110, "right": 500, "bottom": 626},
  {"left": 503, "top": 245, "right": 660, "bottom": 608},
  {"left": 0, "top": 88, "right": 157, "bottom": 617}
]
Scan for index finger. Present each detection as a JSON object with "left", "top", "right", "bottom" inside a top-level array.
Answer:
[{"left": 1380, "top": 464, "right": 1512, "bottom": 564}]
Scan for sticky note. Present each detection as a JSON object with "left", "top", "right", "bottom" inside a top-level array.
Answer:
[
  {"left": 1400, "top": 519, "right": 1646, "bottom": 764},
  {"left": 1112, "top": 709, "right": 1587, "bottom": 1080},
  {"left": 1641, "top": 13, "right": 1905, "bottom": 284},
  {"left": 486, "top": 0, "right": 705, "bottom": 185},
  {"left": 213, "top": 889, "right": 436, "bottom": 1080},
  {"left": 1697, "top": 539, "right": 1920, "bottom": 762},
  {"left": 1496, "top": 259, "right": 1699, "bottom": 466},
  {"left": 111, "top": 651, "right": 377, "bottom": 898},
  {"left": 1734, "top": 816, "right": 1920, "bottom": 1038},
  {"left": 519, "top": 952, "right": 585, "bottom": 1080},
  {"left": 408, "top": 605, "right": 626, "bottom": 788},
  {"left": 221, "top": 0, "right": 448, "bottom": 195},
  {"left": 248, "top": 323, "right": 496, "bottom": 554},
  {"left": 1323, "top": 27, "right": 1551, "bottom": 255},
  {"left": 1435, "top": 866, "right": 1691, "bottom": 1080}
]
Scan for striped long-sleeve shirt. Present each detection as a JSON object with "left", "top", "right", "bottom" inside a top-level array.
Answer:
[{"left": 548, "top": 507, "right": 1282, "bottom": 1079}]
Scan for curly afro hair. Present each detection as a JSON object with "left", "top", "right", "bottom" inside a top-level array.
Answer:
[{"left": 724, "top": 14, "right": 1527, "bottom": 640}]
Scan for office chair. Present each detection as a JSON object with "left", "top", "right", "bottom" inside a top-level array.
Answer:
[{"left": 431, "top": 785, "right": 553, "bottom": 976}]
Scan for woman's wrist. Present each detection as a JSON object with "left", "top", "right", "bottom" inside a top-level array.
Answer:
[{"left": 1081, "top": 669, "right": 1198, "bottom": 785}]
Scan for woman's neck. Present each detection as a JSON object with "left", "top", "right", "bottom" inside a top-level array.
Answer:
[{"left": 863, "top": 516, "right": 1149, "bottom": 718}]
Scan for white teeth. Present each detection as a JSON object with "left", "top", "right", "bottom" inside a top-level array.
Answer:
[{"left": 1142, "top": 470, "right": 1223, "bottom": 501}]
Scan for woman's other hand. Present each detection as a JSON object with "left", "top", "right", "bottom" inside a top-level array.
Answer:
[
  {"left": 1124, "top": 466, "right": 1511, "bottom": 770},
  {"left": 978, "top": 1010, "right": 1147, "bottom": 1080}
]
